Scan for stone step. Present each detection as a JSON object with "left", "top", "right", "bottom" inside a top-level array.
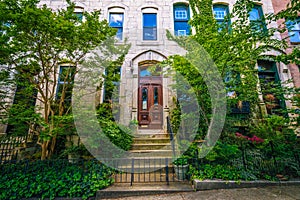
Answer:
[
  {"left": 133, "top": 138, "right": 170, "bottom": 144},
  {"left": 133, "top": 133, "right": 169, "bottom": 139},
  {"left": 96, "top": 182, "right": 194, "bottom": 199},
  {"left": 131, "top": 143, "right": 172, "bottom": 150},
  {"left": 129, "top": 149, "right": 174, "bottom": 157},
  {"left": 138, "top": 129, "right": 165, "bottom": 134}
]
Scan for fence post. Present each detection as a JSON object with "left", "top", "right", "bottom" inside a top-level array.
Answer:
[
  {"left": 165, "top": 158, "right": 169, "bottom": 185},
  {"left": 131, "top": 158, "right": 134, "bottom": 186}
]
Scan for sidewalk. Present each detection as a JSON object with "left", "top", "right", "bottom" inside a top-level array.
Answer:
[{"left": 100, "top": 185, "right": 300, "bottom": 200}]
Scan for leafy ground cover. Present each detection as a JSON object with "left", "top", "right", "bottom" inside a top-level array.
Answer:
[{"left": 0, "top": 160, "right": 114, "bottom": 200}]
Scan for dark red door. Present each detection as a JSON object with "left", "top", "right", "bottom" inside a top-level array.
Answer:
[{"left": 138, "top": 84, "right": 163, "bottom": 129}]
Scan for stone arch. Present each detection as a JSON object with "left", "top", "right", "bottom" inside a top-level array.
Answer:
[{"left": 131, "top": 50, "right": 167, "bottom": 75}]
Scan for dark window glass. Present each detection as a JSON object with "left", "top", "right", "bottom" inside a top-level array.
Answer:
[
  {"left": 154, "top": 87, "right": 158, "bottom": 105},
  {"left": 142, "top": 88, "right": 148, "bottom": 110}
]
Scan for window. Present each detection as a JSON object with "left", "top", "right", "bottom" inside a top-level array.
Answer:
[
  {"left": 213, "top": 4, "right": 230, "bottom": 30},
  {"left": 74, "top": 7, "right": 84, "bottom": 21},
  {"left": 249, "top": 5, "right": 266, "bottom": 31},
  {"left": 56, "top": 66, "right": 76, "bottom": 103},
  {"left": 143, "top": 13, "right": 157, "bottom": 40},
  {"left": 174, "top": 4, "right": 190, "bottom": 36},
  {"left": 258, "top": 60, "right": 285, "bottom": 115},
  {"left": 286, "top": 17, "right": 300, "bottom": 44},
  {"left": 109, "top": 13, "right": 124, "bottom": 40}
]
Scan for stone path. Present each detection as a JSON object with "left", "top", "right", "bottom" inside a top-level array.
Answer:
[{"left": 100, "top": 185, "right": 300, "bottom": 200}]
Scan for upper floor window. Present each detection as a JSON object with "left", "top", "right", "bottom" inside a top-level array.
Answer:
[
  {"left": 174, "top": 4, "right": 190, "bottom": 36},
  {"left": 213, "top": 4, "right": 230, "bottom": 30},
  {"left": 286, "top": 17, "right": 300, "bottom": 44},
  {"left": 143, "top": 13, "right": 157, "bottom": 40},
  {"left": 249, "top": 5, "right": 266, "bottom": 31},
  {"left": 74, "top": 7, "right": 84, "bottom": 21},
  {"left": 109, "top": 13, "right": 124, "bottom": 40}
]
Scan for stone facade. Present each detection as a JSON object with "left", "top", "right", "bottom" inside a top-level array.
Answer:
[{"left": 1, "top": 0, "right": 296, "bottom": 133}]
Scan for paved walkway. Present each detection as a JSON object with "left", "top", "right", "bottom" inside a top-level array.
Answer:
[{"left": 101, "top": 185, "right": 300, "bottom": 200}]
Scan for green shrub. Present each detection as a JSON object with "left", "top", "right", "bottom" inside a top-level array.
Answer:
[
  {"left": 190, "top": 164, "right": 243, "bottom": 181},
  {"left": 97, "top": 103, "right": 133, "bottom": 151}
]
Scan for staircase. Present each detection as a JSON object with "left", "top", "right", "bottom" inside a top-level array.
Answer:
[
  {"left": 113, "top": 129, "right": 190, "bottom": 184},
  {"left": 130, "top": 129, "right": 174, "bottom": 158},
  {"left": 114, "top": 129, "right": 175, "bottom": 173}
]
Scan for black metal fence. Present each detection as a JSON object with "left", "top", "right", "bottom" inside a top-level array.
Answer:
[
  {"left": 104, "top": 157, "right": 189, "bottom": 185},
  {"left": 189, "top": 144, "right": 300, "bottom": 180},
  {"left": 0, "top": 135, "right": 28, "bottom": 163}
]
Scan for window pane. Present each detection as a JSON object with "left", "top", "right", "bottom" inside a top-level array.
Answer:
[
  {"left": 287, "top": 18, "right": 300, "bottom": 43},
  {"left": 154, "top": 87, "right": 158, "bottom": 105},
  {"left": 174, "top": 21, "right": 189, "bottom": 36},
  {"left": 213, "top": 6, "right": 227, "bottom": 20},
  {"left": 143, "top": 13, "right": 157, "bottom": 27},
  {"left": 143, "top": 27, "right": 157, "bottom": 40},
  {"left": 75, "top": 12, "right": 83, "bottom": 21},
  {"left": 289, "top": 31, "right": 300, "bottom": 43},
  {"left": 174, "top": 7, "right": 188, "bottom": 20},
  {"left": 59, "top": 67, "right": 75, "bottom": 82},
  {"left": 249, "top": 7, "right": 260, "bottom": 21},
  {"left": 142, "top": 88, "right": 148, "bottom": 110},
  {"left": 109, "top": 13, "right": 124, "bottom": 27},
  {"left": 140, "top": 69, "right": 152, "bottom": 77},
  {"left": 115, "top": 27, "right": 123, "bottom": 40}
]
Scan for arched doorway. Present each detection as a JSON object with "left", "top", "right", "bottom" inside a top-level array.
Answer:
[{"left": 138, "top": 61, "right": 163, "bottom": 129}]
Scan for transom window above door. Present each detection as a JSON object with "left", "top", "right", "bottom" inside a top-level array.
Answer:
[{"left": 139, "top": 65, "right": 161, "bottom": 77}]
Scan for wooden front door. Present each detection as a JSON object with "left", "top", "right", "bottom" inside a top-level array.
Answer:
[{"left": 138, "top": 83, "right": 163, "bottom": 129}]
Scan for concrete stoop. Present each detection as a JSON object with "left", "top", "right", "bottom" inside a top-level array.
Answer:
[{"left": 96, "top": 182, "right": 194, "bottom": 199}]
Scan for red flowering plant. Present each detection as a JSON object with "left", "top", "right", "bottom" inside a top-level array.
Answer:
[{"left": 235, "top": 132, "right": 265, "bottom": 144}]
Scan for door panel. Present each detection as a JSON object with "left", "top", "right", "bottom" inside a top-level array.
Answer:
[{"left": 138, "top": 84, "right": 163, "bottom": 129}]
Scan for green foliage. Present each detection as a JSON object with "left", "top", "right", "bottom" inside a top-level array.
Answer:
[
  {"left": 170, "top": 97, "right": 181, "bottom": 134},
  {"left": 249, "top": 115, "right": 289, "bottom": 142},
  {"left": 173, "top": 155, "right": 189, "bottom": 166},
  {"left": 0, "top": 0, "right": 120, "bottom": 159},
  {"left": 190, "top": 164, "right": 243, "bottom": 181},
  {"left": 204, "top": 141, "right": 241, "bottom": 163},
  {"left": 97, "top": 103, "right": 133, "bottom": 151},
  {"left": 0, "top": 160, "right": 114, "bottom": 200}
]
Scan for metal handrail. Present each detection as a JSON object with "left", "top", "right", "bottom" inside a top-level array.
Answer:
[{"left": 166, "top": 116, "right": 176, "bottom": 158}]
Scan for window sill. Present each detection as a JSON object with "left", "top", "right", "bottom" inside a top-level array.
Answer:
[
  {"left": 290, "top": 42, "right": 300, "bottom": 46},
  {"left": 136, "top": 41, "right": 162, "bottom": 46}
]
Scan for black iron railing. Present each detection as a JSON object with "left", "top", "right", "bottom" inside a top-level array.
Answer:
[
  {"left": 0, "top": 135, "right": 28, "bottom": 163},
  {"left": 166, "top": 116, "right": 176, "bottom": 158}
]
